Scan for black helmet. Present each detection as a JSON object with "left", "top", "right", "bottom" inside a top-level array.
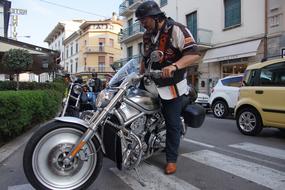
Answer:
[{"left": 135, "top": 1, "right": 163, "bottom": 20}]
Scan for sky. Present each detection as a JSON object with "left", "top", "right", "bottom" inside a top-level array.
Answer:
[{"left": 9, "top": 0, "right": 122, "bottom": 48}]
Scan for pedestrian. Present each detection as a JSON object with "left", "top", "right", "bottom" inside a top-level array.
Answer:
[
  {"left": 135, "top": 1, "right": 200, "bottom": 175},
  {"left": 90, "top": 72, "right": 103, "bottom": 93}
]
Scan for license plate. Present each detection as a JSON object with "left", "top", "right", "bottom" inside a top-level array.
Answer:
[{"left": 202, "top": 103, "right": 208, "bottom": 107}]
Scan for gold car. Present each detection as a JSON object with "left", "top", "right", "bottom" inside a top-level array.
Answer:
[{"left": 235, "top": 58, "right": 285, "bottom": 136}]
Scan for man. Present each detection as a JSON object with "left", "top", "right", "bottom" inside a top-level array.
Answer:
[
  {"left": 135, "top": 1, "right": 200, "bottom": 175},
  {"left": 90, "top": 72, "right": 103, "bottom": 93}
]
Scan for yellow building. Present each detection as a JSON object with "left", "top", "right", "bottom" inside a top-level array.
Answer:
[{"left": 78, "top": 13, "right": 123, "bottom": 77}]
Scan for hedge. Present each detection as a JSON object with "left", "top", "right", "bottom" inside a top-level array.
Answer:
[
  {"left": 0, "top": 81, "right": 65, "bottom": 91},
  {"left": 0, "top": 90, "right": 63, "bottom": 137}
]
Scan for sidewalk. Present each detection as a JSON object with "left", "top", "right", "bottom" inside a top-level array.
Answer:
[{"left": 0, "top": 125, "right": 38, "bottom": 164}]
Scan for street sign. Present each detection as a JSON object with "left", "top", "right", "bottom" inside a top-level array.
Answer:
[{"left": 10, "top": 8, "right": 27, "bottom": 15}]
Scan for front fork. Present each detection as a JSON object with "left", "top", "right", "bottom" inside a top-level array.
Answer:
[{"left": 68, "top": 85, "right": 127, "bottom": 160}]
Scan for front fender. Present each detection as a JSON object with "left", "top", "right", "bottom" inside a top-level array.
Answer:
[{"left": 54, "top": 116, "right": 105, "bottom": 154}]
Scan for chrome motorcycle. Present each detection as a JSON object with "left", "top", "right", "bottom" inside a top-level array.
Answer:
[{"left": 23, "top": 51, "right": 205, "bottom": 190}]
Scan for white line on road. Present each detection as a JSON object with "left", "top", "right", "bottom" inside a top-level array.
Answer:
[
  {"left": 182, "top": 150, "right": 285, "bottom": 190},
  {"left": 110, "top": 162, "right": 200, "bottom": 190},
  {"left": 8, "top": 184, "right": 34, "bottom": 190},
  {"left": 229, "top": 142, "right": 285, "bottom": 160},
  {"left": 183, "top": 138, "right": 215, "bottom": 148}
]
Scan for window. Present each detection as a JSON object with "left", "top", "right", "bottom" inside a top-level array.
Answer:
[
  {"left": 160, "top": 0, "right": 167, "bottom": 7},
  {"left": 138, "top": 42, "right": 142, "bottom": 55},
  {"left": 75, "top": 60, "right": 78, "bottom": 73},
  {"left": 259, "top": 62, "right": 285, "bottom": 86},
  {"left": 66, "top": 46, "right": 69, "bottom": 58},
  {"left": 98, "top": 56, "right": 105, "bottom": 72},
  {"left": 75, "top": 42, "right": 78, "bottom": 53},
  {"left": 243, "top": 69, "right": 257, "bottom": 86},
  {"left": 109, "top": 38, "right": 114, "bottom": 47},
  {"left": 109, "top": 56, "right": 114, "bottom": 64},
  {"left": 221, "top": 76, "right": 243, "bottom": 87},
  {"left": 224, "top": 0, "right": 241, "bottom": 28},
  {"left": 99, "top": 38, "right": 105, "bottom": 52},
  {"left": 70, "top": 43, "right": 73, "bottom": 56},
  {"left": 127, "top": 46, "right": 133, "bottom": 60},
  {"left": 99, "top": 63, "right": 105, "bottom": 72},
  {"left": 186, "top": 11, "right": 197, "bottom": 41},
  {"left": 128, "top": 18, "right": 133, "bottom": 36}
]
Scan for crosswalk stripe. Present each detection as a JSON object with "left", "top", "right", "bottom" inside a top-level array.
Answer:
[
  {"left": 183, "top": 138, "right": 215, "bottom": 148},
  {"left": 8, "top": 184, "right": 34, "bottom": 190},
  {"left": 110, "top": 162, "right": 200, "bottom": 190},
  {"left": 229, "top": 142, "right": 285, "bottom": 160},
  {"left": 182, "top": 150, "right": 285, "bottom": 190}
]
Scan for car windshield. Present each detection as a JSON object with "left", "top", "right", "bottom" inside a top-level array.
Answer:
[{"left": 109, "top": 59, "right": 140, "bottom": 87}]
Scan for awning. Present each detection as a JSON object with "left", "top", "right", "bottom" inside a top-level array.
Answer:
[{"left": 203, "top": 39, "right": 261, "bottom": 63}]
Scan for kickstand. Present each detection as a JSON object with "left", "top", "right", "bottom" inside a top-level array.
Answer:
[{"left": 134, "top": 167, "right": 146, "bottom": 187}]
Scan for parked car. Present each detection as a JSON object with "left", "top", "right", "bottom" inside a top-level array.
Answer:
[
  {"left": 235, "top": 58, "right": 285, "bottom": 136},
  {"left": 209, "top": 75, "right": 243, "bottom": 118},
  {"left": 195, "top": 93, "right": 210, "bottom": 111}
]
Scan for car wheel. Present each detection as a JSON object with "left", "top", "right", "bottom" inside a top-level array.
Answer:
[
  {"left": 236, "top": 108, "right": 263, "bottom": 136},
  {"left": 212, "top": 100, "right": 228, "bottom": 118}
]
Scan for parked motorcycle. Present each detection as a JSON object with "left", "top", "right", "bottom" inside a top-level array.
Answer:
[
  {"left": 23, "top": 50, "right": 205, "bottom": 190},
  {"left": 61, "top": 76, "right": 96, "bottom": 117}
]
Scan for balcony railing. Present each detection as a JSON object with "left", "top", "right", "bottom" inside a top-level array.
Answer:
[
  {"left": 120, "top": 22, "right": 145, "bottom": 43},
  {"left": 84, "top": 45, "right": 115, "bottom": 54},
  {"left": 197, "top": 28, "right": 213, "bottom": 46},
  {"left": 119, "top": 0, "right": 143, "bottom": 16}
]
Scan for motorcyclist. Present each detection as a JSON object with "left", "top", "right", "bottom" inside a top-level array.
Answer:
[{"left": 135, "top": 1, "right": 200, "bottom": 174}]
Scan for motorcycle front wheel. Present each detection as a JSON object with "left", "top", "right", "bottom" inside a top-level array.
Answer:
[{"left": 23, "top": 121, "right": 103, "bottom": 190}]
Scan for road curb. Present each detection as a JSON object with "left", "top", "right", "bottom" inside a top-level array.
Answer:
[{"left": 0, "top": 125, "right": 39, "bottom": 164}]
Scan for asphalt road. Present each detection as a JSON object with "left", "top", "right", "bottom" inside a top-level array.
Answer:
[{"left": 0, "top": 114, "right": 284, "bottom": 190}]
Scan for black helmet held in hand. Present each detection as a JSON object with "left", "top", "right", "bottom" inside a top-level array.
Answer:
[{"left": 135, "top": 1, "right": 164, "bottom": 20}]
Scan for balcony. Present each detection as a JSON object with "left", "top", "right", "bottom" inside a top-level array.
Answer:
[
  {"left": 84, "top": 45, "right": 115, "bottom": 54},
  {"left": 119, "top": 0, "right": 143, "bottom": 17},
  {"left": 120, "top": 22, "right": 145, "bottom": 43},
  {"left": 196, "top": 28, "right": 213, "bottom": 51}
]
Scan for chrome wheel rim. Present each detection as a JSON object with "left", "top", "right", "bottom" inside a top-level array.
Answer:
[
  {"left": 214, "top": 103, "right": 225, "bottom": 117},
  {"left": 32, "top": 128, "right": 97, "bottom": 190},
  {"left": 239, "top": 111, "right": 257, "bottom": 132}
]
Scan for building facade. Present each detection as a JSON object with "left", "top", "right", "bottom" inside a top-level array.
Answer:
[
  {"left": 43, "top": 20, "right": 84, "bottom": 82},
  {"left": 118, "top": 0, "right": 284, "bottom": 94},
  {"left": 116, "top": 0, "right": 145, "bottom": 69},
  {"left": 77, "top": 13, "right": 123, "bottom": 78}
]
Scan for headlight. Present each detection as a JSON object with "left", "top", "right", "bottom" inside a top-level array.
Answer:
[
  {"left": 73, "top": 84, "right": 82, "bottom": 95},
  {"left": 95, "top": 89, "right": 115, "bottom": 108}
]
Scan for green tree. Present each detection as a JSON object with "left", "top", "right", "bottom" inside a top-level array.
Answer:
[{"left": 2, "top": 49, "right": 33, "bottom": 90}]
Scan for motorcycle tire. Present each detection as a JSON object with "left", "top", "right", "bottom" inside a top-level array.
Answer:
[{"left": 23, "top": 121, "right": 103, "bottom": 190}]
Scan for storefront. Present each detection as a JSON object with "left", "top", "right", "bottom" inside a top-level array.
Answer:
[{"left": 199, "top": 39, "right": 263, "bottom": 94}]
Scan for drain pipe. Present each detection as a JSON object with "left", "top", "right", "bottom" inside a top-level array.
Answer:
[{"left": 264, "top": 0, "right": 268, "bottom": 59}]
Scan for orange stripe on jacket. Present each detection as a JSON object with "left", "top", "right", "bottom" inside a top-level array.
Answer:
[{"left": 169, "top": 85, "right": 178, "bottom": 98}]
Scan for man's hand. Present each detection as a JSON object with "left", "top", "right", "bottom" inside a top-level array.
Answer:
[{"left": 161, "top": 65, "right": 176, "bottom": 78}]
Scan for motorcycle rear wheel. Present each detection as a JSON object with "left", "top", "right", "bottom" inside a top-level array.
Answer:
[{"left": 23, "top": 121, "right": 103, "bottom": 190}]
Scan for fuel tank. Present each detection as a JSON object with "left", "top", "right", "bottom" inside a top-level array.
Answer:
[{"left": 126, "top": 88, "right": 160, "bottom": 111}]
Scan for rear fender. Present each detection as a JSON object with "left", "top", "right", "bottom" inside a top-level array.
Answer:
[{"left": 54, "top": 116, "right": 105, "bottom": 154}]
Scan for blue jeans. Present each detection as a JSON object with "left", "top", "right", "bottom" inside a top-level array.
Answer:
[{"left": 161, "top": 96, "right": 183, "bottom": 163}]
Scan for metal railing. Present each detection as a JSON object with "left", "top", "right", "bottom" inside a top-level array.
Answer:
[
  {"left": 120, "top": 22, "right": 145, "bottom": 42},
  {"left": 119, "top": 0, "right": 142, "bottom": 16},
  {"left": 84, "top": 45, "right": 116, "bottom": 53},
  {"left": 197, "top": 28, "right": 213, "bottom": 46}
]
